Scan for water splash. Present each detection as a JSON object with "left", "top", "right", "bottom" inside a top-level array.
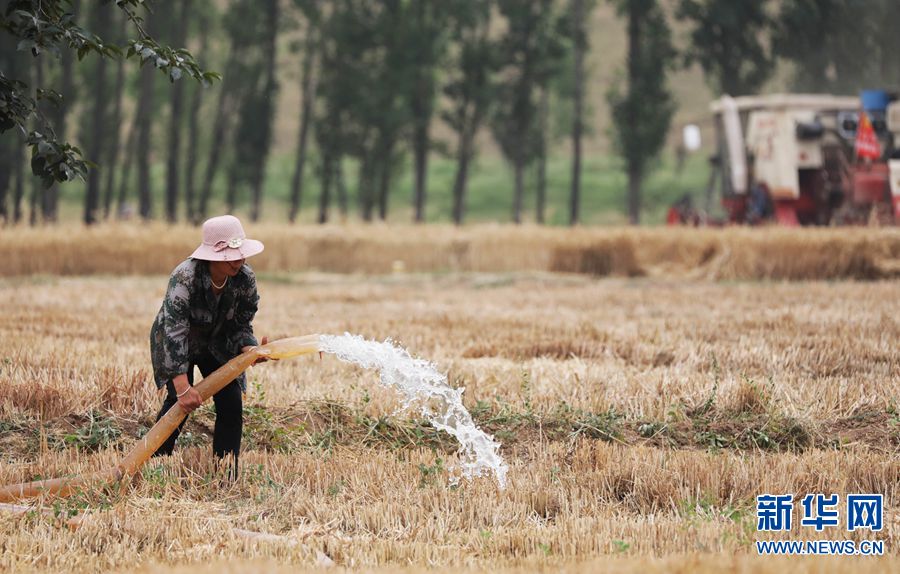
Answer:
[{"left": 318, "top": 333, "right": 509, "bottom": 488}]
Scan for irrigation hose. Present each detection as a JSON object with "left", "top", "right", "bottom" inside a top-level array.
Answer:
[{"left": 0, "top": 335, "right": 321, "bottom": 503}]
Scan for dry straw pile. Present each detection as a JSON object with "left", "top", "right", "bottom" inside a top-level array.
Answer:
[{"left": 4, "top": 223, "right": 900, "bottom": 280}]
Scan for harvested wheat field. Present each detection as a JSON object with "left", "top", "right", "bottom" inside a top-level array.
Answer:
[{"left": 1, "top": 225, "right": 899, "bottom": 572}]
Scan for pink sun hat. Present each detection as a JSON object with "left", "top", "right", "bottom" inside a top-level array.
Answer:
[{"left": 190, "top": 215, "right": 265, "bottom": 262}]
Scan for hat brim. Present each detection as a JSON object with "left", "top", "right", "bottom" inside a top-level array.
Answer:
[{"left": 190, "top": 239, "right": 265, "bottom": 262}]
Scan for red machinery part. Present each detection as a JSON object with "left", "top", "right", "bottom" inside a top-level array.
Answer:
[
  {"left": 773, "top": 194, "right": 818, "bottom": 226},
  {"left": 722, "top": 195, "right": 747, "bottom": 224},
  {"left": 852, "top": 163, "right": 890, "bottom": 205},
  {"left": 666, "top": 207, "right": 681, "bottom": 225},
  {"left": 773, "top": 201, "right": 800, "bottom": 226}
]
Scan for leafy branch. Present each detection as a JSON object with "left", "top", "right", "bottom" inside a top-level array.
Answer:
[{"left": 0, "top": 0, "right": 220, "bottom": 187}]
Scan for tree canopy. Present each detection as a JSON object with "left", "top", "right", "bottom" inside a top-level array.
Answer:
[
  {"left": 677, "top": 0, "right": 774, "bottom": 97},
  {"left": 775, "top": 0, "right": 900, "bottom": 94}
]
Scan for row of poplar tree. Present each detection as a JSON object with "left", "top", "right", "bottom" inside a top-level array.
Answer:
[{"left": 1, "top": 0, "right": 899, "bottom": 227}]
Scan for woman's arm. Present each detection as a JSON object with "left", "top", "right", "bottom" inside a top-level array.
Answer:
[
  {"left": 232, "top": 269, "right": 260, "bottom": 350},
  {"left": 161, "top": 267, "right": 203, "bottom": 411},
  {"left": 161, "top": 270, "right": 192, "bottom": 377},
  {"left": 233, "top": 268, "right": 272, "bottom": 364}
]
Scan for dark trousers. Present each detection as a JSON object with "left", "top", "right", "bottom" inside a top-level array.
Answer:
[{"left": 153, "top": 353, "right": 243, "bottom": 468}]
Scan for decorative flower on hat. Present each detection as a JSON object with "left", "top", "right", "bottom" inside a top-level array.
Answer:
[{"left": 213, "top": 237, "right": 244, "bottom": 251}]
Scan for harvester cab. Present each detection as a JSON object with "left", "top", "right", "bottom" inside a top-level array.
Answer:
[{"left": 699, "top": 91, "right": 900, "bottom": 226}]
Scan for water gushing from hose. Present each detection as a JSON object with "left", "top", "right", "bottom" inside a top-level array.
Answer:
[{"left": 319, "top": 333, "right": 509, "bottom": 488}]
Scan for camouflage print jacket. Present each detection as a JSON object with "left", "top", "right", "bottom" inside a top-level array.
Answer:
[{"left": 150, "top": 259, "right": 259, "bottom": 391}]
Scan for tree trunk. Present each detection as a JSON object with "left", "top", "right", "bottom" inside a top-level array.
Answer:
[
  {"left": 116, "top": 120, "right": 137, "bottom": 219},
  {"left": 184, "top": 19, "right": 208, "bottom": 224},
  {"left": 451, "top": 131, "right": 472, "bottom": 226},
  {"left": 289, "top": 26, "right": 318, "bottom": 223},
  {"left": 410, "top": 1, "right": 431, "bottom": 224},
  {"left": 30, "top": 57, "right": 46, "bottom": 226},
  {"left": 377, "top": 145, "right": 393, "bottom": 221},
  {"left": 84, "top": 5, "right": 110, "bottom": 225},
  {"left": 46, "top": 0, "right": 79, "bottom": 222},
  {"left": 625, "top": 0, "right": 642, "bottom": 226},
  {"left": 628, "top": 163, "right": 641, "bottom": 224},
  {"left": 569, "top": 0, "right": 584, "bottom": 226},
  {"left": 359, "top": 155, "right": 375, "bottom": 222},
  {"left": 535, "top": 85, "right": 549, "bottom": 225},
  {"left": 335, "top": 155, "right": 348, "bottom": 218},
  {"left": 317, "top": 153, "right": 332, "bottom": 224},
  {"left": 535, "top": 160, "right": 546, "bottom": 225},
  {"left": 451, "top": 63, "right": 489, "bottom": 227},
  {"left": 512, "top": 156, "right": 524, "bottom": 224},
  {"left": 13, "top": 130, "right": 25, "bottom": 224},
  {"left": 29, "top": 173, "right": 39, "bottom": 226},
  {"left": 412, "top": 118, "right": 428, "bottom": 223},
  {"left": 0, "top": 131, "right": 10, "bottom": 223},
  {"left": 103, "top": 44, "right": 126, "bottom": 220},
  {"left": 28, "top": 171, "right": 39, "bottom": 226},
  {"left": 135, "top": 10, "right": 157, "bottom": 221},
  {"left": 225, "top": 162, "right": 239, "bottom": 214},
  {"left": 0, "top": 134, "right": 9, "bottom": 223},
  {"left": 165, "top": 0, "right": 189, "bottom": 223},
  {"left": 199, "top": 49, "right": 239, "bottom": 221},
  {"left": 0, "top": 31, "right": 19, "bottom": 224},
  {"left": 136, "top": 61, "right": 155, "bottom": 221},
  {"left": 250, "top": 0, "right": 279, "bottom": 223}
]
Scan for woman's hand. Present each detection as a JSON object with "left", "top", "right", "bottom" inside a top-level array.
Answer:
[
  {"left": 242, "top": 336, "right": 270, "bottom": 365},
  {"left": 172, "top": 373, "right": 202, "bottom": 412},
  {"left": 177, "top": 387, "right": 203, "bottom": 412}
]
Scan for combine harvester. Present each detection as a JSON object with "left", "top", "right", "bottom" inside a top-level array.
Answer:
[{"left": 674, "top": 90, "right": 900, "bottom": 226}]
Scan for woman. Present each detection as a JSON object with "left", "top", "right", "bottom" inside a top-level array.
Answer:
[{"left": 150, "top": 214, "right": 268, "bottom": 471}]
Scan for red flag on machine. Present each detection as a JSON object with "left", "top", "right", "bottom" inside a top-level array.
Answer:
[{"left": 855, "top": 111, "right": 882, "bottom": 160}]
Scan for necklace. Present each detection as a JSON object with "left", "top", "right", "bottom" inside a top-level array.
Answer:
[{"left": 211, "top": 275, "right": 228, "bottom": 290}]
